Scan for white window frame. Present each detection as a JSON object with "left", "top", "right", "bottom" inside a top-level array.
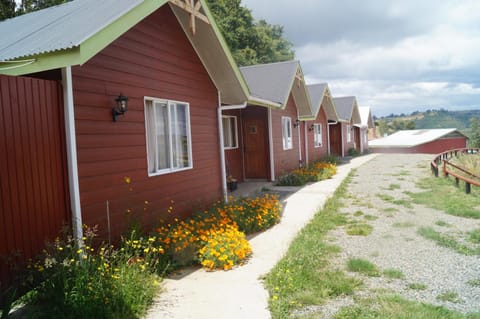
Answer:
[
  {"left": 282, "top": 116, "right": 293, "bottom": 150},
  {"left": 346, "top": 124, "right": 352, "bottom": 143},
  {"left": 222, "top": 115, "right": 238, "bottom": 150},
  {"left": 144, "top": 97, "right": 193, "bottom": 176},
  {"left": 313, "top": 123, "right": 323, "bottom": 148}
]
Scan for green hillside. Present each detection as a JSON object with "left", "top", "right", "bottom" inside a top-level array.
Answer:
[{"left": 375, "top": 109, "right": 480, "bottom": 136}]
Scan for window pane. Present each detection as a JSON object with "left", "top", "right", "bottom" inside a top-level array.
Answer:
[
  {"left": 171, "top": 103, "right": 189, "bottom": 168},
  {"left": 145, "top": 100, "right": 156, "bottom": 173},
  {"left": 222, "top": 116, "right": 237, "bottom": 148},
  {"left": 155, "top": 102, "right": 170, "bottom": 170}
]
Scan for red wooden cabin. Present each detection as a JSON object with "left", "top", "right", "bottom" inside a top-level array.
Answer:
[
  {"left": 0, "top": 0, "right": 250, "bottom": 287},
  {"left": 330, "top": 96, "right": 361, "bottom": 157},
  {"left": 304, "top": 83, "right": 339, "bottom": 163},
  {"left": 222, "top": 61, "right": 313, "bottom": 183},
  {"left": 356, "top": 106, "right": 375, "bottom": 154}
]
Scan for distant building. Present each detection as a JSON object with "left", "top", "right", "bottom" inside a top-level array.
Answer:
[{"left": 369, "top": 129, "right": 467, "bottom": 154}]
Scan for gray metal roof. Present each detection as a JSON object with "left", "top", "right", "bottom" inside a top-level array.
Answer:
[
  {"left": 307, "top": 83, "right": 328, "bottom": 115},
  {"left": 240, "top": 60, "right": 299, "bottom": 105},
  {"left": 0, "top": 0, "right": 142, "bottom": 61},
  {"left": 332, "top": 96, "right": 358, "bottom": 122}
]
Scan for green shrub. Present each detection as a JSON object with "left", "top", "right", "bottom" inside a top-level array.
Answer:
[
  {"left": 22, "top": 226, "right": 163, "bottom": 319},
  {"left": 276, "top": 162, "right": 337, "bottom": 186},
  {"left": 348, "top": 148, "right": 360, "bottom": 157}
]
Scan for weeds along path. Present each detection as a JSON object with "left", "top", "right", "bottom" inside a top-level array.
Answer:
[{"left": 323, "top": 153, "right": 480, "bottom": 316}]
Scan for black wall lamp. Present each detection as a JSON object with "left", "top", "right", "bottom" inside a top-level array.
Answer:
[
  {"left": 112, "top": 94, "right": 128, "bottom": 122},
  {"left": 309, "top": 124, "right": 315, "bottom": 131},
  {"left": 293, "top": 119, "right": 300, "bottom": 128}
]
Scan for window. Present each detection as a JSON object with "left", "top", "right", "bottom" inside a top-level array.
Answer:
[
  {"left": 222, "top": 116, "right": 238, "bottom": 149},
  {"left": 346, "top": 125, "right": 351, "bottom": 143},
  {"left": 282, "top": 117, "right": 293, "bottom": 150},
  {"left": 313, "top": 123, "right": 323, "bottom": 147},
  {"left": 145, "top": 97, "right": 192, "bottom": 175}
]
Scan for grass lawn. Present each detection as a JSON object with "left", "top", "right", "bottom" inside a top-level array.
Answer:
[
  {"left": 408, "top": 176, "right": 480, "bottom": 219},
  {"left": 265, "top": 171, "right": 480, "bottom": 319}
]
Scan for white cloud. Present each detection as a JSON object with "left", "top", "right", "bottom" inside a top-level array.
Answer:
[{"left": 241, "top": 0, "right": 480, "bottom": 117}]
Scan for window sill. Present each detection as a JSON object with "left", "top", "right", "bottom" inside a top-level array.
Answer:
[{"left": 148, "top": 166, "right": 193, "bottom": 177}]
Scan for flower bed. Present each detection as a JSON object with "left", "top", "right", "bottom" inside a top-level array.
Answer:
[
  {"left": 276, "top": 161, "right": 337, "bottom": 186},
  {"left": 156, "top": 193, "right": 282, "bottom": 269},
  {"left": 8, "top": 194, "right": 281, "bottom": 318}
]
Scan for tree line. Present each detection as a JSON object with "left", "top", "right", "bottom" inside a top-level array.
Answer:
[{"left": 1, "top": 0, "right": 295, "bottom": 67}]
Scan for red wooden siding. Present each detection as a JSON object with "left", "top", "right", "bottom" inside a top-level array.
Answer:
[
  {"left": 372, "top": 137, "right": 467, "bottom": 154},
  {"left": 72, "top": 5, "right": 221, "bottom": 240},
  {"left": 306, "top": 105, "right": 328, "bottom": 163},
  {"left": 0, "top": 75, "right": 69, "bottom": 287},
  {"left": 271, "top": 94, "right": 302, "bottom": 177},
  {"left": 223, "top": 109, "right": 244, "bottom": 182}
]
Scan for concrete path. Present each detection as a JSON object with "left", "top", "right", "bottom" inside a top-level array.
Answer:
[{"left": 145, "top": 154, "right": 377, "bottom": 319}]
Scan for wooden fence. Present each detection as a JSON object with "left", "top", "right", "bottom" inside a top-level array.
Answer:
[
  {"left": 0, "top": 74, "right": 70, "bottom": 295},
  {"left": 431, "top": 148, "right": 480, "bottom": 194}
]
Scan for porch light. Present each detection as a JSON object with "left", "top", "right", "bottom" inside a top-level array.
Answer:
[
  {"left": 309, "top": 124, "right": 315, "bottom": 131},
  {"left": 112, "top": 94, "right": 128, "bottom": 122},
  {"left": 293, "top": 119, "right": 300, "bottom": 128}
]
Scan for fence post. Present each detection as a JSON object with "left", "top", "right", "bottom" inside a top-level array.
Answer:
[
  {"left": 466, "top": 182, "right": 471, "bottom": 194},
  {"left": 455, "top": 177, "right": 459, "bottom": 187},
  {"left": 443, "top": 160, "right": 448, "bottom": 177}
]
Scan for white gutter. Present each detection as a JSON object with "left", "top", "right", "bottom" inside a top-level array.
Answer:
[
  {"left": 249, "top": 96, "right": 282, "bottom": 108},
  {"left": 304, "top": 122, "right": 309, "bottom": 165},
  {"left": 217, "top": 91, "right": 247, "bottom": 202},
  {"left": 268, "top": 108, "right": 275, "bottom": 181},
  {"left": 61, "top": 67, "right": 83, "bottom": 241}
]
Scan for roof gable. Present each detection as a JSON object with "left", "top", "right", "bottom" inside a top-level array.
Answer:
[
  {"left": 240, "top": 60, "right": 313, "bottom": 116},
  {"left": 358, "top": 106, "right": 374, "bottom": 128},
  {"left": 307, "top": 83, "right": 338, "bottom": 121},
  {"left": 332, "top": 96, "right": 361, "bottom": 124},
  {"left": 0, "top": 0, "right": 249, "bottom": 104}
]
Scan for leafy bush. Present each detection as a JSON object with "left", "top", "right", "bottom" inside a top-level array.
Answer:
[
  {"left": 347, "top": 147, "right": 360, "bottom": 157},
  {"left": 276, "top": 161, "right": 337, "bottom": 186},
  {"left": 21, "top": 226, "right": 163, "bottom": 319}
]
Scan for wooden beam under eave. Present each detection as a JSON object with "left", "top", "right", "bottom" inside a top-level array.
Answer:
[{"left": 169, "top": 0, "right": 210, "bottom": 25}]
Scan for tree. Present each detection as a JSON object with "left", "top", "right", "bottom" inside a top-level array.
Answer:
[
  {"left": 469, "top": 117, "right": 480, "bottom": 148},
  {"left": 206, "top": 0, "right": 294, "bottom": 66},
  {"left": 0, "top": 0, "right": 16, "bottom": 20},
  {"left": 16, "top": 0, "right": 69, "bottom": 15},
  {"left": 0, "top": 0, "right": 69, "bottom": 21}
]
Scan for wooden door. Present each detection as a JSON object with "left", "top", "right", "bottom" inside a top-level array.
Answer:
[
  {"left": 0, "top": 75, "right": 69, "bottom": 290},
  {"left": 355, "top": 127, "right": 361, "bottom": 152},
  {"left": 329, "top": 123, "right": 342, "bottom": 156},
  {"left": 243, "top": 117, "right": 268, "bottom": 179}
]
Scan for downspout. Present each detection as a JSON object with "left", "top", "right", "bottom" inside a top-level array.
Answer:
[
  {"left": 304, "top": 122, "right": 309, "bottom": 165},
  {"left": 61, "top": 67, "right": 83, "bottom": 241},
  {"left": 297, "top": 114, "right": 302, "bottom": 166},
  {"left": 341, "top": 123, "right": 345, "bottom": 157},
  {"left": 268, "top": 108, "right": 275, "bottom": 181},
  {"left": 217, "top": 91, "right": 247, "bottom": 202}
]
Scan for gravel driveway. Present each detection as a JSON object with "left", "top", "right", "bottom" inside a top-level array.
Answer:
[{"left": 319, "top": 153, "right": 480, "bottom": 317}]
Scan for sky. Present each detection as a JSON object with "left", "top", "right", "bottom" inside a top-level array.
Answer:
[{"left": 241, "top": 0, "right": 480, "bottom": 117}]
